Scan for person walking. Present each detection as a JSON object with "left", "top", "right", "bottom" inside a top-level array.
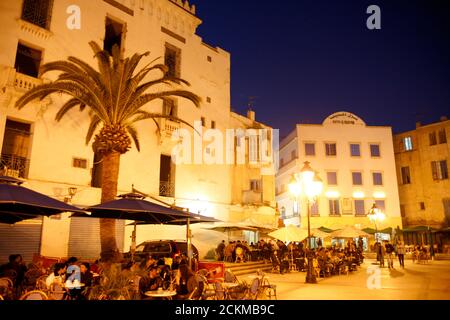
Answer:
[
  {"left": 378, "top": 242, "right": 386, "bottom": 268},
  {"left": 396, "top": 240, "right": 405, "bottom": 268},
  {"left": 385, "top": 241, "right": 395, "bottom": 268}
]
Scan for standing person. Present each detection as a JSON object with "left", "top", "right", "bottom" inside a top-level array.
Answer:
[
  {"left": 396, "top": 240, "right": 406, "bottom": 268},
  {"left": 378, "top": 242, "right": 386, "bottom": 268},
  {"left": 385, "top": 241, "right": 395, "bottom": 268},
  {"left": 216, "top": 240, "right": 225, "bottom": 261},
  {"left": 358, "top": 237, "right": 364, "bottom": 251}
]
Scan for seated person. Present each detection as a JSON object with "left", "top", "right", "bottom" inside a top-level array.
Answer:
[
  {"left": 174, "top": 263, "right": 197, "bottom": 300},
  {"left": 46, "top": 263, "right": 67, "bottom": 289},
  {"left": 139, "top": 266, "right": 164, "bottom": 299},
  {"left": 80, "top": 262, "right": 93, "bottom": 287}
]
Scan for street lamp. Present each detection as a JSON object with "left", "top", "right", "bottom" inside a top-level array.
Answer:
[
  {"left": 288, "top": 161, "right": 323, "bottom": 284},
  {"left": 368, "top": 203, "right": 385, "bottom": 242}
]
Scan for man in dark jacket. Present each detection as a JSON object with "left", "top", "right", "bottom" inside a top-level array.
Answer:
[{"left": 385, "top": 241, "right": 395, "bottom": 268}]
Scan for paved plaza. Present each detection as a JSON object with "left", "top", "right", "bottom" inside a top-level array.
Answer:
[{"left": 238, "top": 259, "right": 450, "bottom": 300}]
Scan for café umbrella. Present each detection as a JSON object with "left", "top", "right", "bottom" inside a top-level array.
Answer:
[
  {"left": 71, "top": 193, "right": 211, "bottom": 264},
  {"left": 0, "top": 176, "right": 85, "bottom": 224},
  {"left": 204, "top": 222, "right": 258, "bottom": 242}
]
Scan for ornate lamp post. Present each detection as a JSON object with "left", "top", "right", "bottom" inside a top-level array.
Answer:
[
  {"left": 289, "top": 161, "right": 323, "bottom": 284},
  {"left": 368, "top": 203, "right": 385, "bottom": 242}
]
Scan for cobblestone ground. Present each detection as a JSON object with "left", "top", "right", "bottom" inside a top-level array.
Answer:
[{"left": 238, "top": 260, "right": 450, "bottom": 300}]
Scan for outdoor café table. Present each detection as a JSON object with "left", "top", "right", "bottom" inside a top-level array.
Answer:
[
  {"left": 145, "top": 290, "right": 177, "bottom": 300},
  {"left": 63, "top": 283, "right": 85, "bottom": 289}
]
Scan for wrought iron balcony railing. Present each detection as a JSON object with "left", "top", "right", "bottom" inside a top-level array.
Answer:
[
  {"left": 159, "top": 181, "right": 175, "bottom": 198},
  {"left": 0, "top": 153, "right": 30, "bottom": 178}
]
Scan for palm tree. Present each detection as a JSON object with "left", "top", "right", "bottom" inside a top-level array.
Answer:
[{"left": 15, "top": 41, "right": 201, "bottom": 261}]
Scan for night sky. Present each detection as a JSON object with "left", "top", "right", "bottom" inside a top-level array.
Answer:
[{"left": 194, "top": 0, "right": 450, "bottom": 137}]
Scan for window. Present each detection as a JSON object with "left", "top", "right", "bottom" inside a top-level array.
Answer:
[
  {"left": 325, "top": 143, "right": 337, "bottom": 156},
  {"left": 401, "top": 167, "right": 411, "bottom": 184},
  {"left": 354, "top": 200, "right": 365, "bottom": 216},
  {"left": 375, "top": 200, "right": 385, "bottom": 212},
  {"left": 211, "top": 121, "right": 216, "bottom": 129},
  {"left": 329, "top": 199, "right": 340, "bottom": 216},
  {"left": 350, "top": 144, "right": 361, "bottom": 157},
  {"left": 373, "top": 172, "right": 383, "bottom": 186},
  {"left": 400, "top": 204, "right": 406, "bottom": 218},
  {"left": 163, "top": 99, "right": 177, "bottom": 117},
  {"left": 159, "top": 154, "right": 175, "bottom": 197},
  {"left": 14, "top": 43, "right": 42, "bottom": 78},
  {"left": 291, "top": 150, "right": 297, "bottom": 161},
  {"left": 281, "top": 207, "right": 286, "bottom": 219},
  {"left": 206, "top": 97, "right": 211, "bottom": 103},
  {"left": 370, "top": 144, "right": 380, "bottom": 157},
  {"left": 207, "top": 56, "right": 212, "bottom": 62},
  {"left": 419, "top": 202, "right": 425, "bottom": 210},
  {"left": 1, "top": 119, "right": 32, "bottom": 178},
  {"left": 73, "top": 158, "right": 87, "bottom": 169},
  {"left": 431, "top": 160, "right": 449, "bottom": 180},
  {"left": 352, "top": 172, "right": 363, "bottom": 185},
  {"left": 91, "top": 152, "right": 103, "bottom": 187},
  {"left": 327, "top": 172, "right": 338, "bottom": 185},
  {"left": 250, "top": 180, "right": 262, "bottom": 192},
  {"left": 438, "top": 129, "right": 447, "bottom": 144},
  {"left": 305, "top": 143, "right": 315, "bottom": 156},
  {"left": 165, "top": 43, "right": 181, "bottom": 78},
  {"left": 201, "top": 117, "right": 206, "bottom": 127},
  {"left": 293, "top": 200, "right": 299, "bottom": 215},
  {"left": 429, "top": 132, "right": 437, "bottom": 146},
  {"left": 404, "top": 136, "right": 413, "bottom": 151},
  {"left": 104, "top": 17, "right": 124, "bottom": 55},
  {"left": 311, "top": 199, "right": 319, "bottom": 216},
  {"left": 21, "top": 0, "right": 53, "bottom": 30}
]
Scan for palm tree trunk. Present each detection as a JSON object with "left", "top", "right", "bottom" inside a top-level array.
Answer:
[{"left": 99, "top": 151, "right": 121, "bottom": 262}]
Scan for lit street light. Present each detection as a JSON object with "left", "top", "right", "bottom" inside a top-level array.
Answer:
[
  {"left": 368, "top": 203, "right": 386, "bottom": 242},
  {"left": 288, "top": 161, "right": 323, "bottom": 284}
]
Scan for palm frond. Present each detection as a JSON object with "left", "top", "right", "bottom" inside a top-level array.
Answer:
[
  {"left": 125, "top": 90, "right": 201, "bottom": 119},
  {"left": 55, "top": 98, "right": 83, "bottom": 121},
  {"left": 85, "top": 114, "right": 102, "bottom": 145},
  {"left": 129, "top": 111, "right": 195, "bottom": 132},
  {"left": 125, "top": 124, "right": 140, "bottom": 152},
  {"left": 39, "top": 61, "right": 84, "bottom": 77}
]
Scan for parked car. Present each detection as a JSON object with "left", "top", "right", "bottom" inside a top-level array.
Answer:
[{"left": 124, "top": 240, "right": 199, "bottom": 262}]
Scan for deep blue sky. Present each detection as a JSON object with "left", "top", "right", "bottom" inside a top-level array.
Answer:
[{"left": 194, "top": 0, "right": 450, "bottom": 137}]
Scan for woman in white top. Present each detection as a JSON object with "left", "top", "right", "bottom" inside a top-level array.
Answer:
[{"left": 45, "top": 263, "right": 67, "bottom": 289}]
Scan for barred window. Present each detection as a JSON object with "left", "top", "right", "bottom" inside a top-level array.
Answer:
[{"left": 21, "top": 0, "right": 54, "bottom": 30}]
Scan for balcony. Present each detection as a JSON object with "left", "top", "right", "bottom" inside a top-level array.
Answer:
[
  {"left": 0, "top": 154, "right": 30, "bottom": 178},
  {"left": 242, "top": 190, "right": 263, "bottom": 205},
  {"left": 159, "top": 181, "right": 175, "bottom": 198},
  {"left": 14, "top": 72, "right": 43, "bottom": 92}
]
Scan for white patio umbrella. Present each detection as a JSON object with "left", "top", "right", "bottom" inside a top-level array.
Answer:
[
  {"left": 330, "top": 226, "right": 371, "bottom": 238},
  {"left": 268, "top": 225, "right": 309, "bottom": 243}
]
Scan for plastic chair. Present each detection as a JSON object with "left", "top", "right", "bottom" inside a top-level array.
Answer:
[
  {"left": 19, "top": 290, "right": 49, "bottom": 300},
  {"left": 245, "top": 277, "right": 260, "bottom": 300},
  {"left": 214, "top": 282, "right": 226, "bottom": 300},
  {"left": 48, "top": 283, "right": 66, "bottom": 300}
]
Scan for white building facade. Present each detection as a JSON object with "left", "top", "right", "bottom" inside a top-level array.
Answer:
[
  {"left": 0, "top": 0, "right": 277, "bottom": 262},
  {"left": 276, "top": 112, "right": 403, "bottom": 240}
]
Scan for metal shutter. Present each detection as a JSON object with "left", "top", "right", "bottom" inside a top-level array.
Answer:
[
  {"left": 0, "top": 218, "right": 42, "bottom": 264},
  {"left": 68, "top": 218, "right": 125, "bottom": 260}
]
